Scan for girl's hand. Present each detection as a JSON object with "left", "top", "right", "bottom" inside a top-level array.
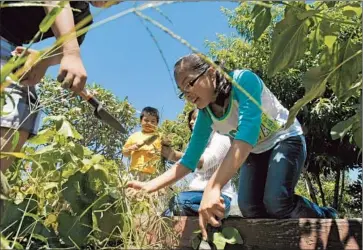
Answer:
[
  {"left": 198, "top": 187, "right": 225, "bottom": 240},
  {"left": 127, "top": 180, "right": 153, "bottom": 193}
]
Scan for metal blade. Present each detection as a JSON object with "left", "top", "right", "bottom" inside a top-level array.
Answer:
[{"left": 94, "top": 105, "right": 127, "bottom": 134}]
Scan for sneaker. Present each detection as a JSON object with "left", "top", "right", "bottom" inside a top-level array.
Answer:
[{"left": 321, "top": 207, "right": 339, "bottom": 219}]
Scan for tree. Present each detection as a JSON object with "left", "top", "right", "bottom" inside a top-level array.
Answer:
[
  {"left": 205, "top": 1, "right": 362, "bottom": 214},
  {"left": 347, "top": 169, "right": 362, "bottom": 217},
  {"left": 37, "top": 77, "right": 138, "bottom": 166}
]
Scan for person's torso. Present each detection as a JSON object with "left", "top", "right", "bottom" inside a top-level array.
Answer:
[
  {"left": 188, "top": 133, "right": 235, "bottom": 198},
  {"left": 0, "top": 1, "right": 92, "bottom": 46},
  {"left": 206, "top": 70, "right": 303, "bottom": 154},
  {"left": 129, "top": 132, "right": 161, "bottom": 174}
]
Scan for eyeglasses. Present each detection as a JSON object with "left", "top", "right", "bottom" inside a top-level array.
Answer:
[{"left": 178, "top": 67, "right": 209, "bottom": 99}]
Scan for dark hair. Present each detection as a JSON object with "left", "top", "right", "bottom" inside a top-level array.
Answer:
[
  {"left": 140, "top": 106, "right": 159, "bottom": 123},
  {"left": 174, "top": 53, "right": 232, "bottom": 107},
  {"left": 187, "top": 109, "right": 197, "bottom": 131}
]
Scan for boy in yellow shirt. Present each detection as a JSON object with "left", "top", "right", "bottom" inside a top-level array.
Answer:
[{"left": 122, "top": 107, "right": 162, "bottom": 181}]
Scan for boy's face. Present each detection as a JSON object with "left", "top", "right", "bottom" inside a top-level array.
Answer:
[{"left": 141, "top": 113, "right": 158, "bottom": 133}]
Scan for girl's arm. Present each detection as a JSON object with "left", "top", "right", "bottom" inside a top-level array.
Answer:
[
  {"left": 142, "top": 162, "right": 191, "bottom": 192},
  {"left": 205, "top": 70, "right": 263, "bottom": 189}
]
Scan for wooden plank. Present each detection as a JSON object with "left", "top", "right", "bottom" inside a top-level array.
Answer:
[{"left": 166, "top": 217, "right": 362, "bottom": 250}]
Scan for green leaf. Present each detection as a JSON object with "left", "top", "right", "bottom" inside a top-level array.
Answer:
[
  {"left": 57, "top": 120, "right": 83, "bottom": 139},
  {"left": 0, "top": 195, "right": 38, "bottom": 233},
  {"left": 33, "top": 144, "right": 55, "bottom": 155},
  {"left": 61, "top": 162, "right": 78, "bottom": 178},
  {"left": 213, "top": 232, "right": 227, "bottom": 250},
  {"left": 253, "top": 7, "right": 271, "bottom": 41},
  {"left": 91, "top": 154, "right": 104, "bottom": 164},
  {"left": 43, "top": 182, "right": 58, "bottom": 191},
  {"left": 352, "top": 108, "right": 361, "bottom": 148},
  {"left": 43, "top": 115, "right": 66, "bottom": 123},
  {"left": 62, "top": 171, "right": 88, "bottom": 214},
  {"left": 343, "top": 4, "right": 362, "bottom": 18},
  {"left": 39, "top": 1, "right": 68, "bottom": 33},
  {"left": 69, "top": 142, "right": 84, "bottom": 158},
  {"left": 286, "top": 67, "right": 328, "bottom": 127},
  {"left": 319, "top": 19, "right": 340, "bottom": 37},
  {"left": 87, "top": 165, "right": 109, "bottom": 192},
  {"left": 222, "top": 227, "right": 244, "bottom": 244},
  {"left": 93, "top": 202, "right": 124, "bottom": 239},
  {"left": 191, "top": 234, "right": 202, "bottom": 250},
  {"left": 12, "top": 241, "right": 24, "bottom": 250},
  {"left": 31, "top": 233, "right": 48, "bottom": 243},
  {"left": 199, "top": 240, "right": 212, "bottom": 250},
  {"left": 0, "top": 234, "right": 11, "bottom": 250},
  {"left": 297, "top": 9, "right": 320, "bottom": 20},
  {"left": 303, "top": 67, "right": 328, "bottom": 93},
  {"left": 251, "top": 4, "right": 264, "bottom": 19},
  {"left": 268, "top": 8, "right": 309, "bottom": 76},
  {"left": 309, "top": 22, "right": 323, "bottom": 57},
  {"left": 352, "top": 121, "right": 361, "bottom": 148},
  {"left": 27, "top": 128, "right": 56, "bottom": 145},
  {"left": 330, "top": 116, "right": 355, "bottom": 140},
  {"left": 325, "top": 2, "right": 336, "bottom": 8},
  {"left": 57, "top": 211, "right": 92, "bottom": 247},
  {"left": 0, "top": 152, "right": 29, "bottom": 159},
  {"left": 340, "top": 81, "right": 362, "bottom": 101},
  {"left": 324, "top": 35, "right": 337, "bottom": 49},
  {"left": 327, "top": 38, "right": 362, "bottom": 99},
  {"left": 83, "top": 146, "right": 94, "bottom": 156},
  {"left": 10, "top": 131, "right": 20, "bottom": 152},
  {"left": 0, "top": 56, "right": 27, "bottom": 85}
]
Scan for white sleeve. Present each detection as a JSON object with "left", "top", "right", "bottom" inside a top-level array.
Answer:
[{"left": 200, "top": 133, "right": 231, "bottom": 171}]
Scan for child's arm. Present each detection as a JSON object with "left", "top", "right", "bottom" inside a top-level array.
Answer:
[
  {"left": 128, "top": 109, "right": 213, "bottom": 192},
  {"left": 122, "top": 135, "right": 139, "bottom": 157}
]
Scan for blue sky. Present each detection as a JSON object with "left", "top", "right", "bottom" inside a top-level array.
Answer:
[{"left": 33, "top": 1, "right": 239, "bottom": 122}]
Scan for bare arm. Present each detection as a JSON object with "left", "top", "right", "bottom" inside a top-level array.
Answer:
[
  {"left": 43, "top": 1, "right": 80, "bottom": 66},
  {"left": 163, "top": 147, "right": 204, "bottom": 169},
  {"left": 141, "top": 163, "right": 191, "bottom": 193}
]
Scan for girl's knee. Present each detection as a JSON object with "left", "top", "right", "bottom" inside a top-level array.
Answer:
[
  {"left": 263, "top": 195, "right": 293, "bottom": 218},
  {"left": 238, "top": 197, "right": 260, "bottom": 218}
]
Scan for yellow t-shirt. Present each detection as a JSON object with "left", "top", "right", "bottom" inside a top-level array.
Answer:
[{"left": 122, "top": 132, "right": 162, "bottom": 174}]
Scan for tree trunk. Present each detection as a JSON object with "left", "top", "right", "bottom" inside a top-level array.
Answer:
[
  {"left": 339, "top": 169, "right": 345, "bottom": 211},
  {"left": 303, "top": 170, "right": 318, "bottom": 205},
  {"left": 333, "top": 170, "right": 341, "bottom": 209},
  {"left": 315, "top": 173, "right": 327, "bottom": 207}
]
